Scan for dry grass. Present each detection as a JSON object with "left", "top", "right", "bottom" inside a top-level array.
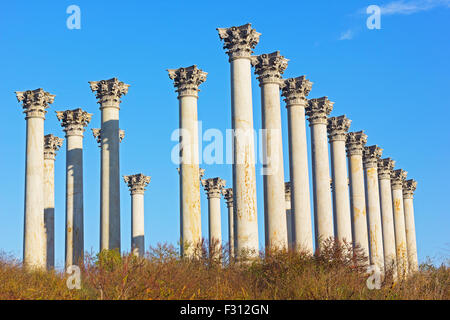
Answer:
[{"left": 0, "top": 239, "right": 448, "bottom": 300}]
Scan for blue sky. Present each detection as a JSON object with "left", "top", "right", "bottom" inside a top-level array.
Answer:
[{"left": 0, "top": 0, "right": 449, "bottom": 269}]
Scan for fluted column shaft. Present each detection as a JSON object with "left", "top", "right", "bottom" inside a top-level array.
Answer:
[
  {"left": 223, "top": 188, "right": 234, "bottom": 258},
  {"left": 284, "top": 182, "right": 294, "bottom": 249},
  {"left": 203, "top": 178, "right": 226, "bottom": 256},
  {"left": 403, "top": 179, "right": 418, "bottom": 272}
]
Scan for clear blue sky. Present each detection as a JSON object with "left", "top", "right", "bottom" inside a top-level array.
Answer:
[{"left": 0, "top": 0, "right": 449, "bottom": 269}]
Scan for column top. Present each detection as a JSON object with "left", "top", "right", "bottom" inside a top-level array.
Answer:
[
  {"left": 284, "top": 181, "right": 291, "bottom": 201},
  {"left": 222, "top": 187, "right": 233, "bottom": 207},
  {"left": 91, "top": 128, "right": 125, "bottom": 146},
  {"left": 403, "top": 179, "right": 417, "bottom": 199},
  {"left": 167, "top": 65, "right": 207, "bottom": 98},
  {"left": 202, "top": 177, "right": 226, "bottom": 199},
  {"left": 391, "top": 169, "right": 407, "bottom": 190},
  {"left": 346, "top": 131, "right": 367, "bottom": 156},
  {"left": 16, "top": 88, "right": 55, "bottom": 119},
  {"left": 89, "top": 78, "right": 130, "bottom": 107},
  {"left": 44, "top": 134, "right": 64, "bottom": 160},
  {"left": 327, "top": 115, "right": 351, "bottom": 142},
  {"left": 123, "top": 173, "right": 151, "bottom": 195},
  {"left": 378, "top": 157, "right": 395, "bottom": 179},
  {"left": 217, "top": 23, "right": 261, "bottom": 61},
  {"left": 251, "top": 51, "right": 288, "bottom": 86},
  {"left": 306, "top": 97, "right": 334, "bottom": 125},
  {"left": 363, "top": 145, "right": 383, "bottom": 168},
  {"left": 56, "top": 108, "right": 92, "bottom": 136},
  {"left": 281, "top": 76, "right": 313, "bottom": 106}
]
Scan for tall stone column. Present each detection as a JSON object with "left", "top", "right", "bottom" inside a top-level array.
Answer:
[
  {"left": 403, "top": 179, "right": 418, "bottom": 272},
  {"left": 222, "top": 188, "right": 235, "bottom": 259},
  {"left": 284, "top": 182, "right": 294, "bottom": 249},
  {"left": 306, "top": 97, "right": 334, "bottom": 251},
  {"left": 346, "top": 131, "right": 369, "bottom": 260},
  {"left": 363, "top": 145, "right": 384, "bottom": 271},
  {"left": 57, "top": 108, "right": 92, "bottom": 268},
  {"left": 92, "top": 128, "right": 125, "bottom": 146},
  {"left": 202, "top": 178, "right": 226, "bottom": 256},
  {"left": 327, "top": 115, "right": 352, "bottom": 244},
  {"left": 123, "top": 173, "right": 151, "bottom": 257},
  {"left": 378, "top": 158, "right": 397, "bottom": 275},
  {"left": 168, "top": 66, "right": 206, "bottom": 257},
  {"left": 43, "top": 134, "right": 63, "bottom": 269},
  {"left": 217, "top": 24, "right": 260, "bottom": 257},
  {"left": 281, "top": 76, "right": 313, "bottom": 253},
  {"left": 89, "top": 78, "right": 129, "bottom": 252},
  {"left": 391, "top": 169, "right": 409, "bottom": 277},
  {"left": 252, "top": 51, "right": 288, "bottom": 249},
  {"left": 16, "top": 89, "right": 55, "bottom": 270}
]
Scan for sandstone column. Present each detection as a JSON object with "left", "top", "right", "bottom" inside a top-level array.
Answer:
[
  {"left": 89, "top": 78, "right": 129, "bottom": 252},
  {"left": 378, "top": 158, "right": 397, "bottom": 275},
  {"left": 43, "top": 134, "right": 63, "bottom": 269},
  {"left": 217, "top": 24, "right": 260, "bottom": 256},
  {"left": 202, "top": 178, "right": 226, "bottom": 256},
  {"left": 285, "top": 182, "right": 294, "bottom": 249},
  {"left": 123, "top": 173, "right": 151, "bottom": 257},
  {"left": 306, "top": 97, "right": 334, "bottom": 251},
  {"left": 222, "top": 188, "right": 235, "bottom": 259},
  {"left": 16, "top": 89, "right": 55, "bottom": 270},
  {"left": 327, "top": 115, "right": 352, "bottom": 244},
  {"left": 168, "top": 66, "right": 206, "bottom": 257},
  {"left": 252, "top": 51, "right": 288, "bottom": 249},
  {"left": 346, "top": 131, "right": 369, "bottom": 260},
  {"left": 281, "top": 76, "right": 313, "bottom": 253},
  {"left": 57, "top": 108, "right": 92, "bottom": 268},
  {"left": 363, "top": 145, "right": 384, "bottom": 271},
  {"left": 391, "top": 168, "right": 409, "bottom": 277},
  {"left": 403, "top": 179, "right": 418, "bottom": 272}
]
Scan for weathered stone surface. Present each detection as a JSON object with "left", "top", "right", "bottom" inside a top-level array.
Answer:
[{"left": 217, "top": 23, "right": 261, "bottom": 60}]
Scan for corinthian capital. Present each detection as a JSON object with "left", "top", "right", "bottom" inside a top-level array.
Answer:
[
  {"left": 281, "top": 76, "right": 313, "bottom": 107},
  {"left": 89, "top": 78, "right": 130, "bottom": 107},
  {"left": 252, "top": 51, "right": 288, "bottom": 86},
  {"left": 403, "top": 179, "right": 417, "bottom": 199},
  {"left": 202, "top": 177, "right": 226, "bottom": 199},
  {"left": 123, "top": 173, "right": 151, "bottom": 195},
  {"left": 363, "top": 145, "right": 383, "bottom": 168},
  {"left": 16, "top": 88, "right": 55, "bottom": 119},
  {"left": 306, "top": 97, "right": 334, "bottom": 125},
  {"left": 378, "top": 158, "right": 395, "bottom": 179},
  {"left": 346, "top": 131, "right": 367, "bottom": 156},
  {"left": 327, "top": 115, "right": 351, "bottom": 142},
  {"left": 391, "top": 169, "right": 407, "bottom": 190},
  {"left": 91, "top": 128, "right": 125, "bottom": 146},
  {"left": 44, "top": 134, "right": 64, "bottom": 160},
  {"left": 217, "top": 23, "right": 261, "bottom": 61},
  {"left": 222, "top": 188, "right": 233, "bottom": 207},
  {"left": 56, "top": 108, "right": 92, "bottom": 136},
  {"left": 168, "top": 65, "right": 207, "bottom": 98}
]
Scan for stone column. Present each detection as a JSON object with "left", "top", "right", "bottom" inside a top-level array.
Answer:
[
  {"left": 43, "top": 134, "right": 63, "bottom": 269},
  {"left": 57, "top": 108, "right": 92, "bottom": 268},
  {"left": 89, "top": 78, "right": 129, "bottom": 252},
  {"left": 281, "top": 76, "right": 313, "bottom": 253},
  {"left": 346, "top": 131, "right": 369, "bottom": 260},
  {"left": 123, "top": 173, "right": 151, "bottom": 257},
  {"left": 252, "top": 51, "right": 288, "bottom": 250},
  {"left": 327, "top": 115, "right": 352, "bottom": 244},
  {"left": 202, "top": 178, "right": 226, "bottom": 256},
  {"left": 391, "top": 169, "right": 409, "bottom": 277},
  {"left": 306, "top": 97, "right": 334, "bottom": 251},
  {"left": 284, "top": 182, "right": 294, "bottom": 249},
  {"left": 222, "top": 188, "right": 235, "bottom": 259},
  {"left": 217, "top": 24, "right": 260, "bottom": 257},
  {"left": 168, "top": 66, "right": 206, "bottom": 257},
  {"left": 92, "top": 128, "right": 125, "bottom": 146},
  {"left": 16, "top": 89, "right": 55, "bottom": 270},
  {"left": 403, "top": 179, "right": 418, "bottom": 272},
  {"left": 363, "top": 145, "right": 384, "bottom": 271},
  {"left": 378, "top": 158, "right": 397, "bottom": 275}
]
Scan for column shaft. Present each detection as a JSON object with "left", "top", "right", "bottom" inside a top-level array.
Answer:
[
  {"left": 208, "top": 197, "right": 222, "bottom": 250},
  {"left": 131, "top": 193, "right": 145, "bottom": 257},
  {"left": 392, "top": 188, "right": 408, "bottom": 276},
  {"left": 404, "top": 197, "right": 418, "bottom": 272},
  {"left": 44, "top": 157, "right": 55, "bottom": 269}
]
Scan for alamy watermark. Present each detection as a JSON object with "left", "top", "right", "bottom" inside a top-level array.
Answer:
[
  {"left": 66, "top": 5, "right": 81, "bottom": 30},
  {"left": 367, "top": 5, "right": 381, "bottom": 30},
  {"left": 366, "top": 264, "right": 382, "bottom": 290},
  {"left": 66, "top": 265, "right": 81, "bottom": 290}
]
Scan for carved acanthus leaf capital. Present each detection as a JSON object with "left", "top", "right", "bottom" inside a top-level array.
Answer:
[
  {"left": 44, "top": 134, "right": 64, "bottom": 160},
  {"left": 327, "top": 115, "right": 351, "bottom": 142},
  {"left": 202, "top": 177, "right": 226, "bottom": 199},
  {"left": 16, "top": 88, "right": 55, "bottom": 119},
  {"left": 285, "top": 182, "right": 291, "bottom": 201},
  {"left": 403, "top": 179, "right": 417, "bottom": 199},
  {"left": 56, "top": 108, "right": 92, "bottom": 136},
  {"left": 168, "top": 65, "right": 207, "bottom": 98},
  {"left": 252, "top": 51, "right": 288, "bottom": 86},
  {"left": 123, "top": 173, "right": 151, "bottom": 195},
  {"left": 89, "top": 78, "right": 129, "bottom": 107},
  {"left": 378, "top": 158, "right": 395, "bottom": 179},
  {"left": 346, "top": 131, "right": 368, "bottom": 156},
  {"left": 391, "top": 169, "right": 407, "bottom": 190},
  {"left": 222, "top": 188, "right": 233, "bottom": 207},
  {"left": 363, "top": 145, "right": 383, "bottom": 168},
  {"left": 281, "top": 76, "right": 313, "bottom": 106},
  {"left": 217, "top": 23, "right": 261, "bottom": 60},
  {"left": 306, "top": 97, "right": 334, "bottom": 125}
]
